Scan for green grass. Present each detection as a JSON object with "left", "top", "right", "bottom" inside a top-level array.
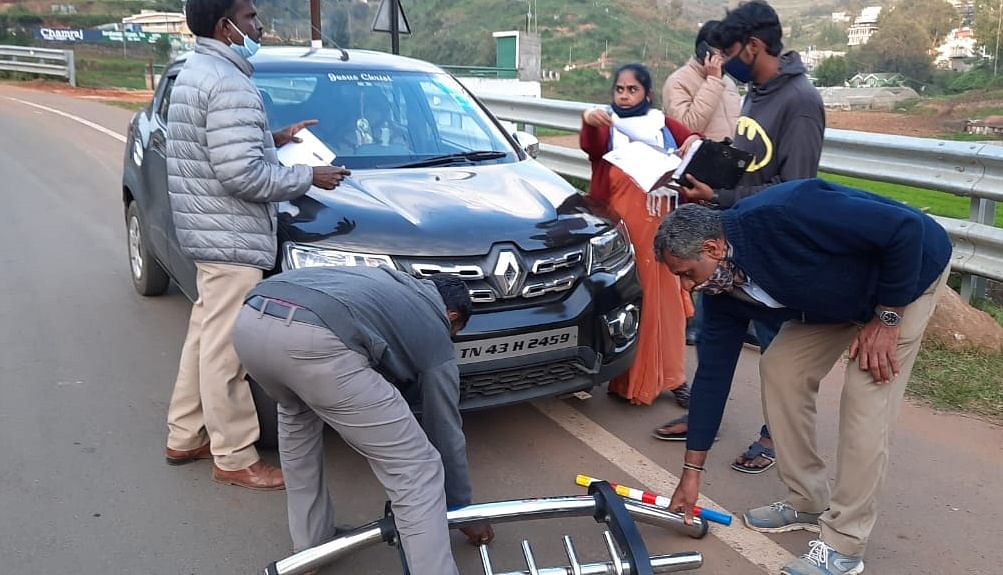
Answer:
[
  {"left": 105, "top": 100, "right": 149, "bottom": 112},
  {"left": 972, "top": 297, "right": 1003, "bottom": 325},
  {"left": 820, "top": 173, "right": 1003, "bottom": 228},
  {"left": 76, "top": 56, "right": 149, "bottom": 90},
  {"left": 935, "top": 132, "right": 995, "bottom": 142},
  {"left": 77, "top": 70, "right": 147, "bottom": 90},
  {"left": 534, "top": 127, "right": 577, "bottom": 138},
  {"left": 910, "top": 342, "right": 1003, "bottom": 424}
]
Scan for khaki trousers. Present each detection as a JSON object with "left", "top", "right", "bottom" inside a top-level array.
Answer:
[
  {"left": 166, "top": 262, "right": 262, "bottom": 471},
  {"left": 759, "top": 268, "right": 948, "bottom": 557}
]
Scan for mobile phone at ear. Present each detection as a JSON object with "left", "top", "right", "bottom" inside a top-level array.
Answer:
[{"left": 695, "top": 41, "right": 711, "bottom": 63}]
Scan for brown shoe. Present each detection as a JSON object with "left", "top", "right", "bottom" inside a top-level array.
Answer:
[
  {"left": 165, "top": 443, "right": 211, "bottom": 466},
  {"left": 212, "top": 460, "right": 285, "bottom": 491}
]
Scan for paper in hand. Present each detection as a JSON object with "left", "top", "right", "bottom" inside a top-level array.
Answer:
[
  {"left": 603, "top": 140, "right": 682, "bottom": 193},
  {"left": 276, "top": 127, "right": 336, "bottom": 167}
]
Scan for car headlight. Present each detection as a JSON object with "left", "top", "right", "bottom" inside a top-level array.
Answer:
[
  {"left": 588, "top": 222, "right": 633, "bottom": 274},
  {"left": 283, "top": 243, "right": 396, "bottom": 270}
]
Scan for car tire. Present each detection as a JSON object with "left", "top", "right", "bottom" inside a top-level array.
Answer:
[
  {"left": 249, "top": 376, "right": 279, "bottom": 449},
  {"left": 126, "top": 201, "right": 170, "bottom": 296}
]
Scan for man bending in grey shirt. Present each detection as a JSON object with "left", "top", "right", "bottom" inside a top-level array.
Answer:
[{"left": 232, "top": 265, "right": 493, "bottom": 574}]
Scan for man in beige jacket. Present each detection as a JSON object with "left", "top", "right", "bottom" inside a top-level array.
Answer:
[
  {"left": 662, "top": 20, "right": 741, "bottom": 140},
  {"left": 655, "top": 20, "right": 742, "bottom": 444}
]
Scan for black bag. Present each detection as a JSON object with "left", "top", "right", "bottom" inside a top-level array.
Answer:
[{"left": 673, "top": 138, "right": 753, "bottom": 191}]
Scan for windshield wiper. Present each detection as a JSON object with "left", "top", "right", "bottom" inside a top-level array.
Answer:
[{"left": 391, "top": 150, "right": 507, "bottom": 169}]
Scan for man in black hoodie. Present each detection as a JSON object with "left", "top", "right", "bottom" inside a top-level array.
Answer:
[
  {"left": 681, "top": 0, "right": 825, "bottom": 207},
  {"left": 661, "top": 0, "right": 826, "bottom": 472}
]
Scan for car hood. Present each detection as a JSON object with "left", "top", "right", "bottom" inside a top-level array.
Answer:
[{"left": 278, "top": 160, "right": 613, "bottom": 256}]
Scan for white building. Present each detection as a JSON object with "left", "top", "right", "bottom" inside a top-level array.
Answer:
[
  {"left": 122, "top": 10, "right": 193, "bottom": 41},
  {"left": 803, "top": 47, "right": 847, "bottom": 72},
  {"left": 831, "top": 11, "right": 851, "bottom": 23},
  {"left": 847, "top": 6, "right": 882, "bottom": 47},
  {"left": 935, "top": 27, "right": 987, "bottom": 71}
]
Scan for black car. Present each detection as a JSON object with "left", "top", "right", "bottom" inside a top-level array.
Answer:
[{"left": 122, "top": 47, "right": 641, "bottom": 437}]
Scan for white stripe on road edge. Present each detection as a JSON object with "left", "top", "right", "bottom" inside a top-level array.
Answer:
[
  {"left": 533, "top": 399, "right": 795, "bottom": 573},
  {"left": 5, "top": 97, "right": 127, "bottom": 143}
]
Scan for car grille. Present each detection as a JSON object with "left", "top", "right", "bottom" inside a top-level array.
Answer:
[
  {"left": 460, "top": 360, "right": 585, "bottom": 401},
  {"left": 398, "top": 244, "right": 587, "bottom": 310}
]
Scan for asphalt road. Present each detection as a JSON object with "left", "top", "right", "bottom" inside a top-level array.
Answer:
[{"left": 1, "top": 83, "right": 1001, "bottom": 575}]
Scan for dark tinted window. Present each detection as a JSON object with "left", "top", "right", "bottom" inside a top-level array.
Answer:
[
  {"left": 253, "top": 70, "right": 515, "bottom": 169},
  {"left": 156, "top": 76, "right": 176, "bottom": 123}
]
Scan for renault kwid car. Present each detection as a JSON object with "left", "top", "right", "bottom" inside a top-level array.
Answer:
[{"left": 122, "top": 47, "right": 641, "bottom": 439}]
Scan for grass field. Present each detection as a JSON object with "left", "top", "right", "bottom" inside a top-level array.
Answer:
[
  {"left": 910, "top": 342, "right": 1003, "bottom": 425},
  {"left": 820, "top": 173, "right": 1003, "bottom": 228},
  {"left": 76, "top": 55, "right": 149, "bottom": 90}
]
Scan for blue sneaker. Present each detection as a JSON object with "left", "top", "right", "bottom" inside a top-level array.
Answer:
[
  {"left": 743, "top": 501, "right": 822, "bottom": 533},
  {"left": 781, "top": 540, "right": 864, "bottom": 575}
]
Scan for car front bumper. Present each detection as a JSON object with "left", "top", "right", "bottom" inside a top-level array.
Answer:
[{"left": 455, "top": 263, "right": 642, "bottom": 411}]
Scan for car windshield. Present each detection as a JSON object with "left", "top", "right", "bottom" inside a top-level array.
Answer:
[{"left": 253, "top": 70, "right": 516, "bottom": 170}]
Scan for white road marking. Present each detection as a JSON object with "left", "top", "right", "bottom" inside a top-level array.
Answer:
[
  {"left": 534, "top": 398, "right": 797, "bottom": 573},
  {"left": 5, "top": 97, "right": 127, "bottom": 143}
]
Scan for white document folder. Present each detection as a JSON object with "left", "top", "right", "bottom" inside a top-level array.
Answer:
[{"left": 275, "top": 127, "right": 336, "bottom": 167}]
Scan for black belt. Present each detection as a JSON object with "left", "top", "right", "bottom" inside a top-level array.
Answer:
[{"left": 246, "top": 295, "right": 325, "bottom": 327}]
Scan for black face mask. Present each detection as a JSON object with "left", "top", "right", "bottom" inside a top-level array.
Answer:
[
  {"left": 724, "top": 44, "right": 757, "bottom": 84},
  {"left": 610, "top": 99, "right": 651, "bottom": 118}
]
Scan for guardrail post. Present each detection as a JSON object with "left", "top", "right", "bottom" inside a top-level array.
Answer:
[
  {"left": 960, "top": 197, "right": 997, "bottom": 302},
  {"left": 64, "top": 49, "right": 76, "bottom": 87}
]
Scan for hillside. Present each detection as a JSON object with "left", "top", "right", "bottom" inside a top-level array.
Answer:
[
  {"left": 256, "top": 0, "right": 704, "bottom": 103},
  {"left": 253, "top": 0, "right": 899, "bottom": 102},
  {"left": 3, "top": 0, "right": 896, "bottom": 102}
]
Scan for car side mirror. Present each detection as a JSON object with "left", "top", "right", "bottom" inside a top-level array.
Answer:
[{"left": 512, "top": 130, "right": 540, "bottom": 159}]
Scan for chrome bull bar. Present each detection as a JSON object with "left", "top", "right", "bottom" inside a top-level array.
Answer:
[{"left": 265, "top": 482, "right": 707, "bottom": 575}]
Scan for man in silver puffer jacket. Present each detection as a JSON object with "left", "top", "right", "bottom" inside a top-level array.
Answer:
[{"left": 163, "top": 0, "right": 348, "bottom": 490}]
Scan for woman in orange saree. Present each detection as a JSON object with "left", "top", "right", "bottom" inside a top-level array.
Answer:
[{"left": 579, "top": 63, "right": 697, "bottom": 406}]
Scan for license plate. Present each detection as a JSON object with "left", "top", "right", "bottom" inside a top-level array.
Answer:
[{"left": 455, "top": 327, "right": 579, "bottom": 365}]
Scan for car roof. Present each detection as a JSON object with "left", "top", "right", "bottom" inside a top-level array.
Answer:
[{"left": 169, "top": 46, "right": 448, "bottom": 74}]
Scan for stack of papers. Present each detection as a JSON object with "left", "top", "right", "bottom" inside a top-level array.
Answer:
[
  {"left": 602, "top": 141, "right": 681, "bottom": 192},
  {"left": 275, "top": 127, "right": 336, "bottom": 167}
]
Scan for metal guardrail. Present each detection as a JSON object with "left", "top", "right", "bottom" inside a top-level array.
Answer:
[
  {"left": 0, "top": 45, "right": 76, "bottom": 86},
  {"left": 479, "top": 94, "right": 1003, "bottom": 295},
  {"left": 441, "top": 64, "right": 519, "bottom": 79}
]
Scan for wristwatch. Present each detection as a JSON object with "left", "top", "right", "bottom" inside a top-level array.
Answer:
[{"left": 875, "top": 308, "right": 902, "bottom": 327}]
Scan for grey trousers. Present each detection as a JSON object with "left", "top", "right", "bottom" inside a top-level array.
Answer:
[{"left": 232, "top": 306, "right": 459, "bottom": 575}]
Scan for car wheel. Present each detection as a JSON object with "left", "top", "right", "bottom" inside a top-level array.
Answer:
[
  {"left": 249, "top": 376, "right": 279, "bottom": 449},
  {"left": 126, "top": 201, "right": 170, "bottom": 296}
]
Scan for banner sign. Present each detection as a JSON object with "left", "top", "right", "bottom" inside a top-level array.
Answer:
[{"left": 33, "top": 27, "right": 180, "bottom": 45}]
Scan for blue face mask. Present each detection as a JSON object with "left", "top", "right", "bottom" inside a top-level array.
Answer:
[
  {"left": 724, "top": 45, "right": 755, "bottom": 84},
  {"left": 227, "top": 18, "right": 259, "bottom": 59}
]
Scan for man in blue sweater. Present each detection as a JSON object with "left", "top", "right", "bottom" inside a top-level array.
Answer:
[
  {"left": 661, "top": 0, "right": 826, "bottom": 476},
  {"left": 655, "top": 179, "right": 951, "bottom": 575}
]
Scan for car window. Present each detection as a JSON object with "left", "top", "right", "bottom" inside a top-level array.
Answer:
[
  {"left": 253, "top": 70, "right": 515, "bottom": 170},
  {"left": 155, "top": 75, "right": 176, "bottom": 124}
]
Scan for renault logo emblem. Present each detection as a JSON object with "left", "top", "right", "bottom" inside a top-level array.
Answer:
[{"left": 493, "top": 250, "right": 524, "bottom": 298}]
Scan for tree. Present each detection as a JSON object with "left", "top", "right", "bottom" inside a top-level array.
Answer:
[
  {"left": 856, "top": 18, "right": 935, "bottom": 82},
  {"left": 898, "top": 0, "right": 961, "bottom": 46},
  {"left": 817, "top": 21, "right": 849, "bottom": 49},
  {"left": 974, "top": 0, "right": 1003, "bottom": 71},
  {"left": 852, "top": 0, "right": 959, "bottom": 83},
  {"left": 815, "top": 56, "right": 849, "bottom": 86},
  {"left": 154, "top": 36, "right": 172, "bottom": 63}
]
